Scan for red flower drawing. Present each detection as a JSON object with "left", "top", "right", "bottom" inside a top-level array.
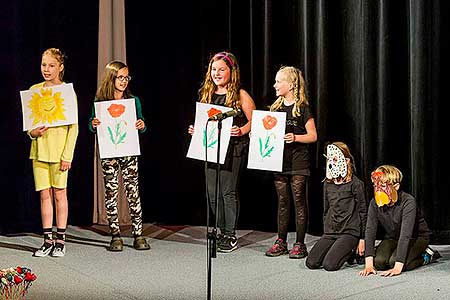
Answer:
[
  {"left": 107, "top": 104, "right": 126, "bottom": 118},
  {"left": 207, "top": 107, "right": 222, "bottom": 119},
  {"left": 263, "top": 115, "right": 277, "bottom": 130}
]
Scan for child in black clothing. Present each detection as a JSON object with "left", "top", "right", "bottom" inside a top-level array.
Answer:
[
  {"left": 359, "top": 165, "right": 440, "bottom": 277},
  {"left": 306, "top": 142, "right": 366, "bottom": 271}
]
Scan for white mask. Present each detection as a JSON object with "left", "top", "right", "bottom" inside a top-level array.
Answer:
[{"left": 325, "top": 144, "right": 348, "bottom": 180}]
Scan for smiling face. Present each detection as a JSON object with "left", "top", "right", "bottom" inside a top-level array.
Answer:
[
  {"left": 211, "top": 59, "right": 231, "bottom": 88},
  {"left": 114, "top": 67, "right": 130, "bottom": 94},
  {"left": 41, "top": 54, "right": 63, "bottom": 85},
  {"left": 273, "top": 71, "right": 292, "bottom": 98}
]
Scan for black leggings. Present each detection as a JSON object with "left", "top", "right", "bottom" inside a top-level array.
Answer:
[
  {"left": 306, "top": 234, "right": 358, "bottom": 271},
  {"left": 374, "top": 239, "right": 428, "bottom": 271},
  {"left": 274, "top": 174, "right": 308, "bottom": 243}
]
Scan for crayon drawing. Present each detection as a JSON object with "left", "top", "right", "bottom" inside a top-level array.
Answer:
[
  {"left": 187, "top": 102, "right": 233, "bottom": 164},
  {"left": 248, "top": 110, "right": 286, "bottom": 172},
  {"left": 95, "top": 98, "right": 140, "bottom": 159},
  {"left": 20, "top": 83, "right": 78, "bottom": 131}
]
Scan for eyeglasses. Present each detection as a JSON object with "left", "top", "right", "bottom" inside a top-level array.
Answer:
[{"left": 116, "top": 75, "right": 132, "bottom": 82}]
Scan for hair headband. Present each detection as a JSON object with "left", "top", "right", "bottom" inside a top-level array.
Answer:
[{"left": 214, "top": 52, "right": 234, "bottom": 68}]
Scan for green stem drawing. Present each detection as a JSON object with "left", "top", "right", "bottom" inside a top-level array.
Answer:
[
  {"left": 203, "top": 127, "right": 218, "bottom": 148},
  {"left": 108, "top": 120, "right": 127, "bottom": 146},
  {"left": 259, "top": 132, "right": 275, "bottom": 158}
]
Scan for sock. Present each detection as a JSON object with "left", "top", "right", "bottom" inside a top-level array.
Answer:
[
  {"left": 56, "top": 228, "right": 66, "bottom": 245},
  {"left": 43, "top": 228, "right": 53, "bottom": 244}
]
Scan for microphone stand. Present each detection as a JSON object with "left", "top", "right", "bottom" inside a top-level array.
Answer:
[{"left": 205, "top": 119, "right": 222, "bottom": 300}]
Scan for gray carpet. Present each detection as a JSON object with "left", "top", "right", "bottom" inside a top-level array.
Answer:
[{"left": 0, "top": 225, "right": 448, "bottom": 300}]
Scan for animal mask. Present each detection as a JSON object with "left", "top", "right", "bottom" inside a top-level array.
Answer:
[
  {"left": 371, "top": 171, "right": 398, "bottom": 207},
  {"left": 325, "top": 144, "right": 348, "bottom": 180}
]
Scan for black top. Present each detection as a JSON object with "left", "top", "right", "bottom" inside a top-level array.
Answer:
[
  {"left": 323, "top": 176, "right": 367, "bottom": 238},
  {"left": 364, "top": 191, "right": 431, "bottom": 263},
  {"left": 275, "top": 103, "right": 313, "bottom": 174}
]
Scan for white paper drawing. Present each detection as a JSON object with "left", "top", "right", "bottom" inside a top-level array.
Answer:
[
  {"left": 247, "top": 110, "right": 286, "bottom": 172},
  {"left": 94, "top": 98, "right": 141, "bottom": 159},
  {"left": 186, "top": 102, "right": 233, "bottom": 164},
  {"left": 20, "top": 83, "right": 78, "bottom": 131}
]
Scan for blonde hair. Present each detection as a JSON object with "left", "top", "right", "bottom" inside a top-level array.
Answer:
[
  {"left": 42, "top": 48, "right": 66, "bottom": 81},
  {"left": 198, "top": 52, "right": 241, "bottom": 109},
  {"left": 372, "top": 165, "right": 403, "bottom": 185},
  {"left": 96, "top": 61, "right": 131, "bottom": 101},
  {"left": 270, "top": 66, "right": 309, "bottom": 117},
  {"left": 325, "top": 141, "right": 355, "bottom": 183}
]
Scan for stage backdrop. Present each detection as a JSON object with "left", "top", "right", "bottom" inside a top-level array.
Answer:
[{"left": 1, "top": 0, "right": 449, "bottom": 242}]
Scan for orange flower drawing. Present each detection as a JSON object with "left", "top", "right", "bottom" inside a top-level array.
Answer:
[
  {"left": 207, "top": 107, "right": 222, "bottom": 119},
  {"left": 263, "top": 115, "right": 277, "bottom": 130},
  {"left": 107, "top": 104, "right": 126, "bottom": 118}
]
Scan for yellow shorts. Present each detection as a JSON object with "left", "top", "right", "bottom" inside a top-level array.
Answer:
[{"left": 32, "top": 160, "right": 68, "bottom": 191}]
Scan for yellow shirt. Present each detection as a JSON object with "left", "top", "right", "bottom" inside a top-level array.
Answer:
[{"left": 28, "top": 82, "right": 79, "bottom": 163}]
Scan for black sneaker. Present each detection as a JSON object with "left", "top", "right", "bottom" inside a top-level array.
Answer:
[
  {"left": 34, "top": 241, "right": 54, "bottom": 257},
  {"left": 218, "top": 235, "right": 238, "bottom": 253},
  {"left": 422, "top": 246, "right": 441, "bottom": 265}
]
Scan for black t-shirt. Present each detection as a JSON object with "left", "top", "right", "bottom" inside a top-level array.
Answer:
[{"left": 275, "top": 103, "right": 313, "bottom": 173}]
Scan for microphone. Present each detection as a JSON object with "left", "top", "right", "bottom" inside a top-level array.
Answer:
[{"left": 208, "top": 109, "right": 242, "bottom": 121}]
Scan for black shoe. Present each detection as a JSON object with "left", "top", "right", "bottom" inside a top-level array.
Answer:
[
  {"left": 218, "top": 235, "right": 238, "bottom": 253},
  {"left": 422, "top": 246, "right": 441, "bottom": 265}
]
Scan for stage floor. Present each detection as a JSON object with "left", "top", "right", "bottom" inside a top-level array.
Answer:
[{"left": 0, "top": 224, "right": 449, "bottom": 300}]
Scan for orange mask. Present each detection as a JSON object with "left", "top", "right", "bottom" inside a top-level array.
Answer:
[{"left": 371, "top": 171, "right": 398, "bottom": 207}]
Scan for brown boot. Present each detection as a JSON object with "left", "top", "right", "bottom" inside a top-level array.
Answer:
[
  {"left": 133, "top": 236, "right": 150, "bottom": 250},
  {"left": 109, "top": 236, "right": 123, "bottom": 252}
]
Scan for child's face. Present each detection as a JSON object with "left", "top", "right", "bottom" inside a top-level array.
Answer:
[
  {"left": 211, "top": 59, "right": 231, "bottom": 88},
  {"left": 41, "top": 54, "right": 63, "bottom": 82},
  {"left": 273, "top": 71, "right": 291, "bottom": 97},
  {"left": 114, "top": 67, "right": 130, "bottom": 93}
]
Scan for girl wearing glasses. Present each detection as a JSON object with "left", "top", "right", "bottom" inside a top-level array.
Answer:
[{"left": 89, "top": 60, "right": 150, "bottom": 252}]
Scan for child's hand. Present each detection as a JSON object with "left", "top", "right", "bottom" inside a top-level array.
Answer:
[
  {"left": 284, "top": 133, "right": 295, "bottom": 143},
  {"left": 188, "top": 125, "right": 194, "bottom": 135},
  {"left": 230, "top": 125, "right": 242, "bottom": 136},
  {"left": 30, "top": 126, "right": 48, "bottom": 138},
  {"left": 60, "top": 160, "right": 71, "bottom": 172},
  {"left": 92, "top": 118, "right": 101, "bottom": 128},
  {"left": 135, "top": 119, "right": 145, "bottom": 130},
  {"left": 359, "top": 266, "right": 376, "bottom": 276}
]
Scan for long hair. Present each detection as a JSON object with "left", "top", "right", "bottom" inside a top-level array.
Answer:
[
  {"left": 42, "top": 48, "right": 66, "bottom": 81},
  {"left": 325, "top": 141, "right": 355, "bottom": 183},
  {"left": 270, "top": 66, "right": 309, "bottom": 117},
  {"left": 95, "top": 60, "right": 131, "bottom": 101},
  {"left": 198, "top": 51, "right": 241, "bottom": 109}
]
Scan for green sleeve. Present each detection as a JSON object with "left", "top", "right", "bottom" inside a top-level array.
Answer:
[
  {"left": 134, "top": 96, "right": 147, "bottom": 133},
  {"left": 88, "top": 104, "right": 96, "bottom": 133}
]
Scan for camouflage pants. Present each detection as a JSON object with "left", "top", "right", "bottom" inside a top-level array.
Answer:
[{"left": 101, "top": 156, "right": 143, "bottom": 236}]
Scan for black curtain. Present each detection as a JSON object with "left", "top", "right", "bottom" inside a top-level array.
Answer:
[{"left": 2, "top": 1, "right": 449, "bottom": 243}]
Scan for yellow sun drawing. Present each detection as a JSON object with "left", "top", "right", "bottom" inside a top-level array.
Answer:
[{"left": 28, "top": 88, "right": 66, "bottom": 125}]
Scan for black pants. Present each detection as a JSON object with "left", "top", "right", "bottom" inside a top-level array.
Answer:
[
  {"left": 306, "top": 234, "right": 358, "bottom": 271},
  {"left": 374, "top": 238, "right": 428, "bottom": 271},
  {"left": 274, "top": 174, "right": 308, "bottom": 243},
  {"left": 206, "top": 154, "right": 244, "bottom": 235}
]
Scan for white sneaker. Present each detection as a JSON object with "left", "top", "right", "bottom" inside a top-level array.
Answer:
[
  {"left": 51, "top": 243, "right": 66, "bottom": 257},
  {"left": 34, "top": 242, "right": 54, "bottom": 257}
]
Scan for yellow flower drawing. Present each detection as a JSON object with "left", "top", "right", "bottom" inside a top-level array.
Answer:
[{"left": 28, "top": 88, "right": 66, "bottom": 125}]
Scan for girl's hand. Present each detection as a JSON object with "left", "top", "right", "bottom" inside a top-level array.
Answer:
[
  {"left": 60, "top": 160, "right": 71, "bottom": 172},
  {"left": 380, "top": 262, "right": 403, "bottom": 277},
  {"left": 30, "top": 126, "right": 48, "bottom": 138},
  {"left": 359, "top": 266, "right": 377, "bottom": 277},
  {"left": 357, "top": 240, "right": 365, "bottom": 256},
  {"left": 136, "top": 119, "right": 145, "bottom": 130},
  {"left": 284, "top": 133, "right": 295, "bottom": 143},
  {"left": 188, "top": 125, "right": 194, "bottom": 135},
  {"left": 230, "top": 125, "right": 242, "bottom": 136},
  {"left": 92, "top": 118, "right": 101, "bottom": 128}
]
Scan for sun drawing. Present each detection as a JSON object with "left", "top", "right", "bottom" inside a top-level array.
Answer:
[{"left": 28, "top": 88, "right": 66, "bottom": 125}]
